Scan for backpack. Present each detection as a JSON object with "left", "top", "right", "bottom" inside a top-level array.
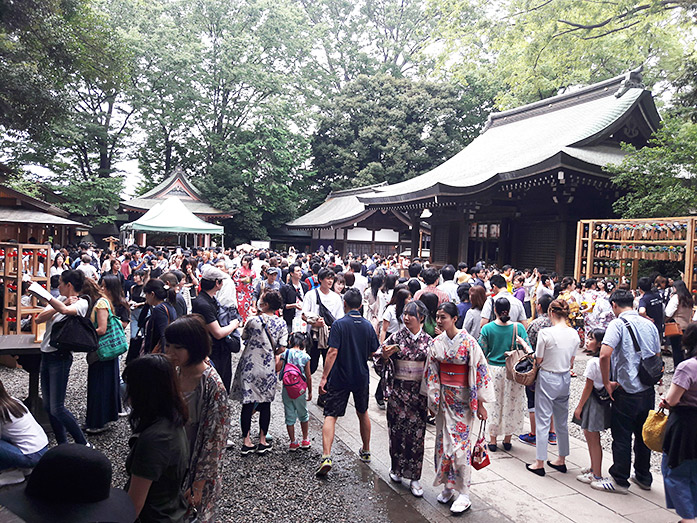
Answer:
[{"left": 281, "top": 350, "right": 307, "bottom": 399}]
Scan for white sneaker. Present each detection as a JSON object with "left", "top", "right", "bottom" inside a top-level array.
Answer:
[
  {"left": 437, "top": 488, "right": 455, "bottom": 504},
  {"left": 225, "top": 438, "right": 235, "bottom": 449},
  {"left": 389, "top": 471, "right": 402, "bottom": 483},
  {"left": 410, "top": 480, "right": 424, "bottom": 497},
  {"left": 590, "top": 477, "right": 629, "bottom": 494},
  {"left": 0, "top": 469, "right": 26, "bottom": 487},
  {"left": 576, "top": 471, "right": 594, "bottom": 484},
  {"left": 450, "top": 493, "right": 472, "bottom": 514}
]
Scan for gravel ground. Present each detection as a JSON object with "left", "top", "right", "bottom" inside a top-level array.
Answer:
[{"left": 0, "top": 353, "right": 409, "bottom": 523}]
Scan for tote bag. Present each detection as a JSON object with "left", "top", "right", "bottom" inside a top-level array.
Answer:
[{"left": 97, "top": 306, "right": 128, "bottom": 361}]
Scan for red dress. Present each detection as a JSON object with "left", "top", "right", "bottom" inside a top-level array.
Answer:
[{"left": 233, "top": 267, "right": 256, "bottom": 323}]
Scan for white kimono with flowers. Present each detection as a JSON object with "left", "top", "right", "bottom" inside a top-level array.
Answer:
[{"left": 424, "top": 330, "right": 494, "bottom": 493}]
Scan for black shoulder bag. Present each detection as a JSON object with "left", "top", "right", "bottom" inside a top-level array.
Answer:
[
  {"left": 50, "top": 295, "right": 99, "bottom": 353},
  {"left": 620, "top": 317, "right": 664, "bottom": 387},
  {"left": 315, "top": 289, "right": 336, "bottom": 327}
]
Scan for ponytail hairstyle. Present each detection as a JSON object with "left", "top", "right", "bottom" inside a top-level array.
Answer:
[
  {"left": 0, "top": 379, "right": 27, "bottom": 423},
  {"left": 494, "top": 297, "right": 511, "bottom": 323},
  {"left": 143, "top": 278, "right": 177, "bottom": 306},
  {"left": 560, "top": 276, "right": 575, "bottom": 291},
  {"left": 548, "top": 299, "right": 570, "bottom": 319},
  {"left": 59, "top": 269, "right": 85, "bottom": 294}
]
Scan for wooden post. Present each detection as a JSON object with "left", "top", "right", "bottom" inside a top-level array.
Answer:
[
  {"left": 410, "top": 212, "right": 420, "bottom": 259},
  {"left": 685, "top": 217, "right": 695, "bottom": 293},
  {"left": 574, "top": 220, "right": 584, "bottom": 282}
]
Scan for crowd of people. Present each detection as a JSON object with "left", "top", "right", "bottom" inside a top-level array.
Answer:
[{"left": 0, "top": 240, "right": 696, "bottom": 522}]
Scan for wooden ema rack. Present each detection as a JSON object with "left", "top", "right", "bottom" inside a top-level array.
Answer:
[
  {"left": 574, "top": 218, "right": 697, "bottom": 292},
  {"left": 1, "top": 244, "right": 50, "bottom": 342}
]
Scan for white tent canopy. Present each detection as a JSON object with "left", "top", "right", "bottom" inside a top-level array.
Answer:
[{"left": 120, "top": 196, "right": 224, "bottom": 234}]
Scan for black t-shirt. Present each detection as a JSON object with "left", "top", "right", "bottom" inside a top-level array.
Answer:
[
  {"left": 640, "top": 290, "right": 665, "bottom": 333},
  {"left": 326, "top": 310, "right": 379, "bottom": 391},
  {"left": 125, "top": 418, "right": 189, "bottom": 523},
  {"left": 192, "top": 292, "right": 223, "bottom": 349}
]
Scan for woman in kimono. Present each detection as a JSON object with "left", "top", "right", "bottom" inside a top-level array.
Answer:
[
  {"left": 233, "top": 255, "right": 256, "bottom": 324},
  {"left": 424, "top": 302, "right": 494, "bottom": 514},
  {"left": 374, "top": 300, "right": 433, "bottom": 497},
  {"left": 165, "top": 315, "right": 230, "bottom": 523}
]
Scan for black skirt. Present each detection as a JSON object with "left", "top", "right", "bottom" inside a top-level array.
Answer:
[{"left": 663, "top": 406, "right": 697, "bottom": 469}]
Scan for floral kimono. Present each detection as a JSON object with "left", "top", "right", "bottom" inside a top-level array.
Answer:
[
  {"left": 183, "top": 364, "right": 230, "bottom": 523},
  {"left": 374, "top": 327, "right": 433, "bottom": 480},
  {"left": 233, "top": 266, "right": 256, "bottom": 324},
  {"left": 424, "top": 330, "right": 494, "bottom": 493}
]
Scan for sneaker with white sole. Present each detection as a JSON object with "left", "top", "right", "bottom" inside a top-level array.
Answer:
[
  {"left": 450, "top": 493, "right": 472, "bottom": 514},
  {"left": 0, "top": 469, "right": 26, "bottom": 487},
  {"left": 576, "top": 471, "right": 595, "bottom": 484},
  {"left": 358, "top": 448, "right": 371, "bottom": 463},
  {"left": 590, "top": 477, "right": 629, "bottom": 494}
]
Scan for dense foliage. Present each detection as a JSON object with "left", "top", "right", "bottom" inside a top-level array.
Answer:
[{"left": 1, "top": 0, "right": 695, "bottom": 237}]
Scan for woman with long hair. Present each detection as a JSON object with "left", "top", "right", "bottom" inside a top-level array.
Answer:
[
  {"left": 666, "top": 280, "right": 694, "bottom": 369},
  {"left": 378, "top": 274, "right": 398, "bottom": 320},
  {"left": 478, "top": 297, "right": 530, "bottom": 451},
  {"left": 165, "top": 316, "right": 230, "bottom": 523},
  {"left": 524, "top": 299, "right": 579, "bottom": 476},
  {"left": 101, "top": 273, "right": 130, "bottom": 328},
  {"left": 50, "top": 253, "right": 66, "bottom": 278},
  {"left": 34, "top": 269, "right": 90, "bottom": 445},
  {"left": 181, "top": 257, "right": 199, "bottom": 299},
  {"left": 233, "top": 255, "right": 256, "bottom": 323},
  {"left": 142, "top": 279, "right": 178, "bottom": 354},
  {"left": 463, "top": 285, "right": 487, "bottom": 339},
  {"left": 231, "top": 290, "right": 288, "bottom": 455},
  {"left": 331, "top": 272, "right": 346, "bottom": 295},
  {"left": 419, "top": 292, "right": 440, "bottom": 338},
  {"left": 425, "top": 302, "right": 493, "bottom": 513},
  {"left": 124, "top": 354, "right": 189, "bottom": 522},
  {"left": 81, "top": 278, "right": 121, "bottom": 434},
  {"left": 380, "top": 288, "right": 412, "bottom": 343},
  {"left": 364, "top": 273, "right": 385, "bottom": 333},
  {"left": 374, "top": 301, "right": 433, "bottom": 497},
  {"left": 0, "top": 379, "right": 48, "bottom": 485}
]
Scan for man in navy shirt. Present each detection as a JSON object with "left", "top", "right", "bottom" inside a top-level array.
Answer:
[
  {"left": 637, "top": 277, "right": 664, "bottom": 339},
  {"left": 316, "top": 288, "right": 379, "bottom": 476}
]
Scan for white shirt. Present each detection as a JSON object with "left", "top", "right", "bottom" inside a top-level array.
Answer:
[
  {"left": 352, "top": 273, "right": 369, "bottom": 295},
  {"left": 40, "top": 297, "right": 89, "bottom": 353},
  {"left": 481, "top": 289, "right": 527, "bottom": 323},
  {"left": 535, "top": 323, "right": 579, "bottom": 373},
  {"left": 77, "top": 263, "right": 98, "bottom": 281},
  {"left": 302, "top": 288, "right": 345, "bottom": 332},
  {"left": 437, "top": 280, "right": 459, "bottom": 303},
  {"left": 0, "top": 399, "right": 48, "bottom": 454},
  {"left": 382, "top": 304, "right": 401, "bottom": 335},
  {"left": 584, "top": 357, "right": 604, "bottom": 390}
]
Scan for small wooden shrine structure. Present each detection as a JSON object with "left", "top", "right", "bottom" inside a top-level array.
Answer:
[{"left": 574, "top": 217, "right": 696, "bottom": 291}]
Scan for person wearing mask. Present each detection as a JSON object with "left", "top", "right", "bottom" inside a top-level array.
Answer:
[
  {"left": 596, "top": 290, "right": 661, "bottom": 494},
  {"left": 316, "top": 289, "right": 379, "bottom": 477},
  {"left": 478, "top": 297, "right": 529, "bottom": 451},
  {"left": 665, "top": 280, "right": 694, "bottom": 369},
  {"left": 659, "top": 323, "right": 697, "bottom": 523},
  {"left": 280, "top": 263, "right": 308, "bottom": 334},
  {"left": 524, "top": 300, "right": 578, "bottom": 476},
  {"left": 191, "top": 265, "right": 240, "bottom": 393},
  {"left": 424, "top": 302, "right": 493, "bottom": 513},
  {"left": 481, "top": 274, "right": 528, "bottom": 329},
  {"left": 165, "top": 316, "right": 230, "bottom": 523}
]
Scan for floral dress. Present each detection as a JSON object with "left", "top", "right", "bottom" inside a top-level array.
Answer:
[
  {"left": 424, "top": 330, "right": 494, "bottom": 493},
  {"left": 183, "top": 364, "right": 230, "bottom": 523},
  {"left": 230, "top": 314, "right": 288, "bottom": 404},
  {"left": 233, "top": 267, "right": 256, "bottom": 324},
  {"left": 374, "top": 327, "right": 433, "bottom": 480}
]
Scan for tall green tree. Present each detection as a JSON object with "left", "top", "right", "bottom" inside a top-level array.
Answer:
[{"left": 307, "top": 74, "right": 494, "bottom": 210}]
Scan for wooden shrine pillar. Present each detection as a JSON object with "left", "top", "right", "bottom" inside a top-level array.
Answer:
[{"left": 410, "top": 212, "right": 420, "bottom": 259}]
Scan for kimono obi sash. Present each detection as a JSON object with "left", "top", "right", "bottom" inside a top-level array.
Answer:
[
  {"left": 394, "top": 360, "right": 425, "bottom": 381},
  {"left": 440, "top": 362, "right": 469, "bottom": 388}
]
